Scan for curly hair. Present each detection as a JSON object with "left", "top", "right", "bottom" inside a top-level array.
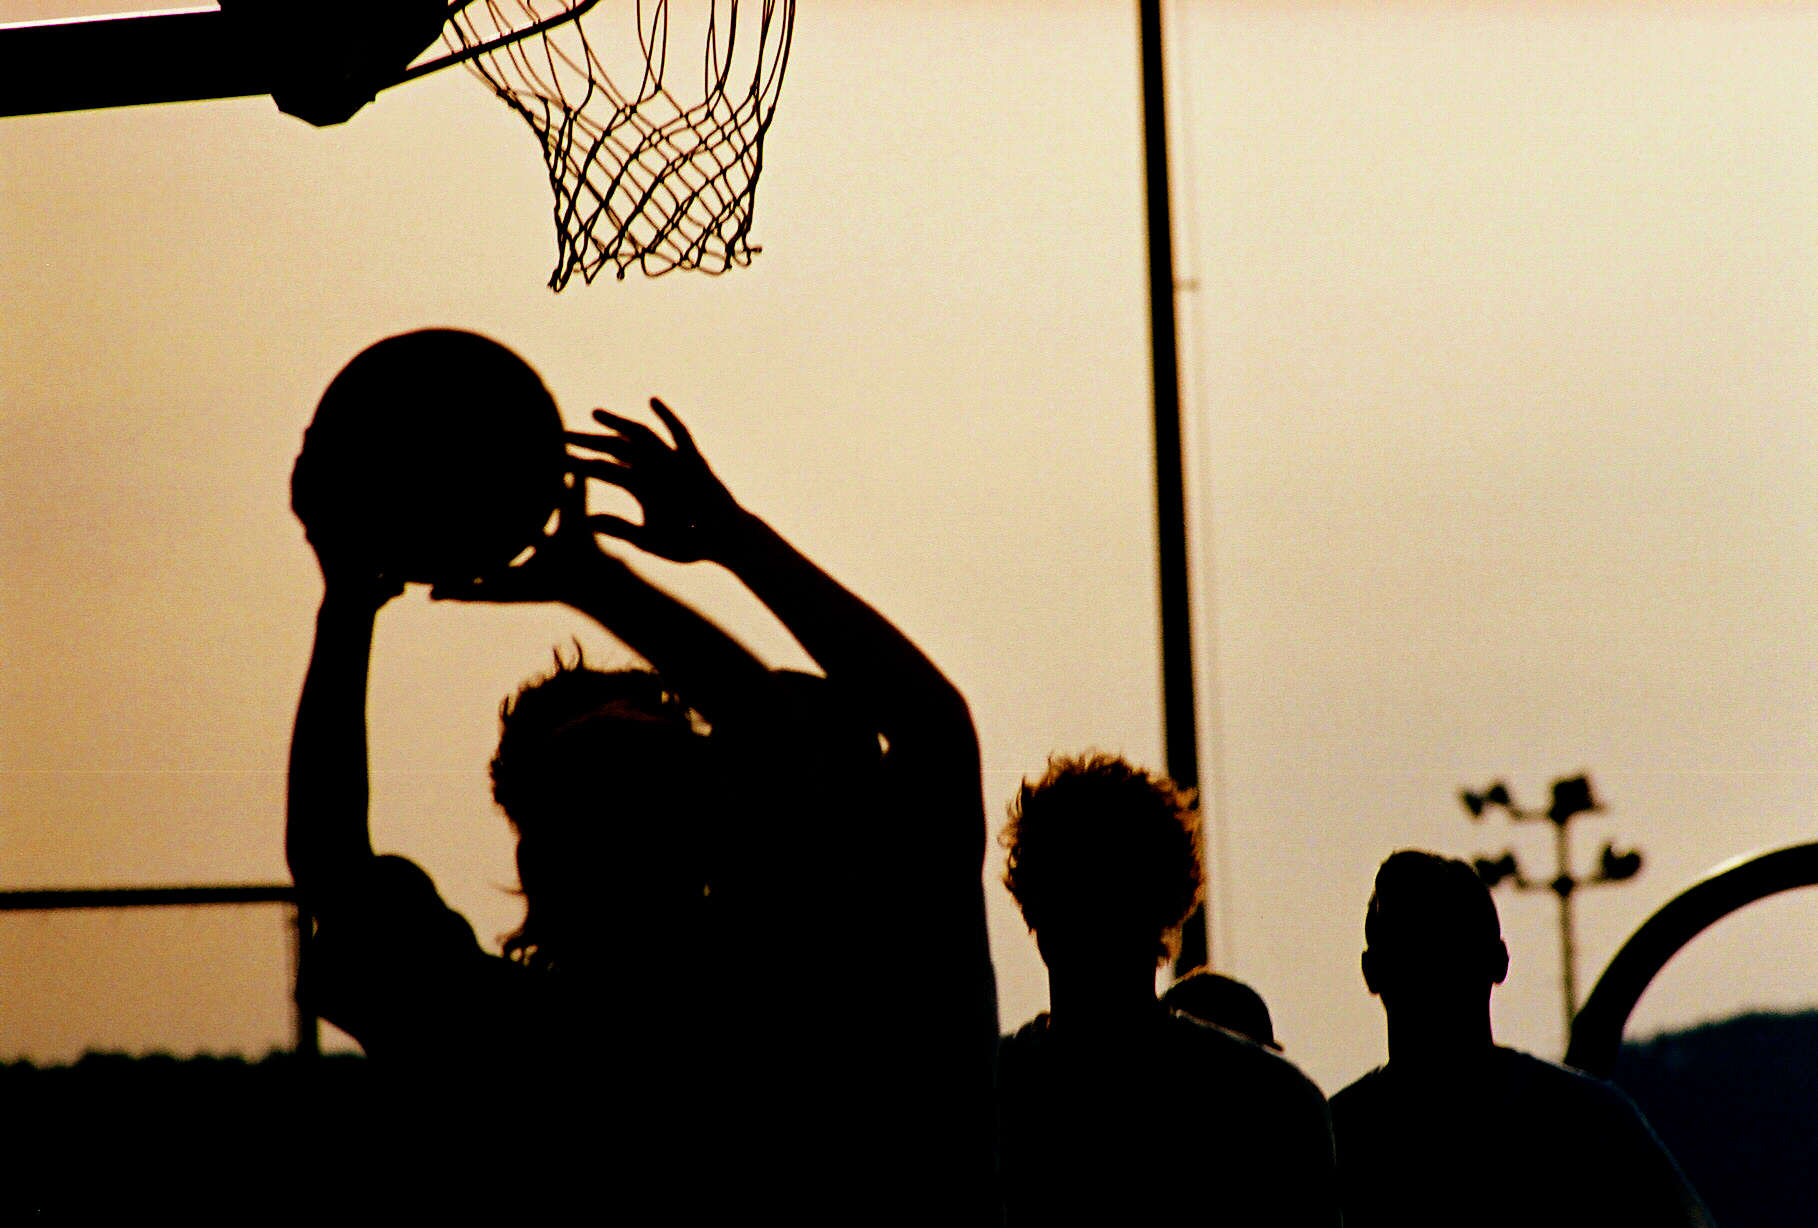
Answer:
[{"left": 1000, "top": 752, "right": 1202, "bottom": 965}]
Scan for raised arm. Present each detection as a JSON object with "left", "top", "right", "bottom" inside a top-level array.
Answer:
[
  {"left": 286, "top": 581, "right": 392, "bottom": 897},
  {"left": 429, "top": 473, "right": 780, "bottom": 732},
  {"left": 572, "top": 400, "right": 978, "bottom": 759},
  {"left": 285, "top": 445, "right": 402, "bottom": 903}
]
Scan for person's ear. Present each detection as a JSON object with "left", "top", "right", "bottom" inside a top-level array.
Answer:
[{"left": 1489, "top": 938, "right": 1510, "bottom": 986}]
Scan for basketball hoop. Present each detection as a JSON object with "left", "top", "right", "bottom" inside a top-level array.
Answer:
[
  {"left": 0, "top": 2, "right": 793, "bottom": 286},
  {"left": 433, "top": 0, "right": 797, "bottom": 287},
  {"left": 265, "top": 0, "right": 798, "bottom": 284}
]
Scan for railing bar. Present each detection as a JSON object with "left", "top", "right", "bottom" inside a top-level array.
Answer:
[{"left": 0, "top": 885, "right": 296, "bottom": 911}]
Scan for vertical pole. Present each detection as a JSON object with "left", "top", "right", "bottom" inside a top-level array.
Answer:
[
  {"left": 1138, "top": 0, "right": 1208, "bottom": 975},
  {"left": 1555, "top": 822, "right": 1578, "bottom": 1046},
  {"left": 292, "top": 902, "right": 320, "bottom": 1058}
]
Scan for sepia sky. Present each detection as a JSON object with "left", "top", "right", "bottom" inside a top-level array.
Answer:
[{"left": 4, "top": 0, "right": 1818, "bottom": 1097}]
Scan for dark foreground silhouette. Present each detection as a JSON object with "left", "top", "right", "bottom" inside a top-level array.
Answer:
[
  {"left": 0, "top": 1051, "right": 373, "bottom": 1212},
  {"left": 288, "top": 337, "right": 997, "bottom": 1221},
  {"left": 1331, "top": 849, "right": 1714, "bottom": 1228},
  {"left": 1615, "top": 1010, "right": 1818, "bottom": 1228},
  {"left": 12, "top": 1009, "right": 1812, "bottom": 1218},
  {"left": 994, "top": 753, "right": 1339, "bottom": 1226}
]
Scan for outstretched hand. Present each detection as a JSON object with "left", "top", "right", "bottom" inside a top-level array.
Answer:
[{"left": 567, "top": 398, "right": 743, "bottom": 565}]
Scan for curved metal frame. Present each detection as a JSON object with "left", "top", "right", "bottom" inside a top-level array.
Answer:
[{"left": 1564, "top": 841, "right": 1818, "bottom": 1077}]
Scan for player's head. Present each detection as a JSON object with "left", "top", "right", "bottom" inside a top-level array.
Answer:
[
  {"left": 491, "top": 645, "right": 708, "bottom": 971},
  {"left": 1360, "top": 849, "right": 1509, "bottom": 1004},
  {"left": 1000, "top": 752, "right": 1201, "bottom": 970},
  {"left": 1162, "top": 968, "right": 1281, "bottom": 1050}
]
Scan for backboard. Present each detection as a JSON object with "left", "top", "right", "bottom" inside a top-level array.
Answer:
[
  {"left": 0, "top": 1, "right": 458, "bottom": 126},
  {"left": 0, "top": 6, "right": 268, "bottom": 118}
]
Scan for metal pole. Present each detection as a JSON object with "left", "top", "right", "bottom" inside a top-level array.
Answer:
[
  {"left": 1137, "top": 0, "right": 1208, "bottom": 975},
  {"left": 292, "top": 903, "right": 320, "bottom": 1059},
  {"left": 1554, "top": 821, "right": 1578, "bottom": 1041}
]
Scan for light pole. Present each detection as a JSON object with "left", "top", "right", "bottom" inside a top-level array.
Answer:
[
  {"left": 1460, "top": 773, "right": 1644, "bottom": 1043},
  {"left": 1136, "top": 0, "right": 1208, "bottom": 976}
]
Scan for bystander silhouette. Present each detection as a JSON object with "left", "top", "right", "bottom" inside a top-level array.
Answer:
[
  {"left": 995, "top": 753, "right": 1338, "bottom": 1226},
  {"left": 1163, "top": 967, "right": 1282, "bottom": 1051},
  {"left": 1330, "top": 849, "right": 1714, "bottom": 1227}
]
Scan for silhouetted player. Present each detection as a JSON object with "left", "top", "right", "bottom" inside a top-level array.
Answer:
[
  {"left": 1331, "top": 850, "right": 1714, "bottom": 1228},
  {"left": 1163, "top": 967, "right": 1283, "bottom": 1051},
  {"left": 289, "top": 453, "right": 716, "bottom": 1202},
  {"left": 995, "top": 753, "right": 1339, "bottom": 1226},
  {"left": 431, "top": 397, "right": 1002, "bottom": 1223}
]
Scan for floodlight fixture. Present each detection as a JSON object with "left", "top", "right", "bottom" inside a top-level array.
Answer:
[{"left": 1460, "top": 772, "right": 1644, "bottom": 1044}]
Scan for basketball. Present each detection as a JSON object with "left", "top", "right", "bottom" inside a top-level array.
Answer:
[{"left": 292, "top": 329, "right": 567, "bottom": 584}]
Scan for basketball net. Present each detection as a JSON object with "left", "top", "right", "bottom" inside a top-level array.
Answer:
[{"left": 426, "top": 1, "right": 796, "bottom": 287}]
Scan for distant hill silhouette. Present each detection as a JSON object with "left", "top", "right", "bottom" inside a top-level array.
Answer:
[{"left": 1613, "top": 1009, "right": 1818, "bottom": 1228}]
